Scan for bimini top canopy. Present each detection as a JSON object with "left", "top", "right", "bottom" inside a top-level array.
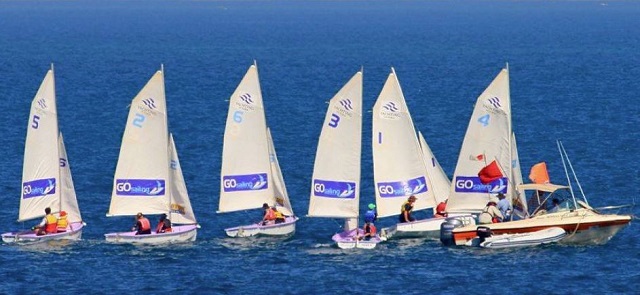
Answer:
[{"left": 517, "top": 183, "right": 569, "bottom": 193}]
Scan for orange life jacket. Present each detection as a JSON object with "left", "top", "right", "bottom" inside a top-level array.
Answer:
[
  {"left": 139, "top": 217, "right": 151, "bottom": 231},
  {"left": 45, "top": 214, "right": 58, "bottom": 233},
  {"left": 364, "top": 223, "right": 377, "bottom": 236},
  {"left": 265, "top": 208, "right": 276, "bottom": 220}
]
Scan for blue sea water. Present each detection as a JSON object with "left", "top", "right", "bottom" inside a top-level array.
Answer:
[{"left": 1, "top": 1, "right": 639, "bottom": 293}]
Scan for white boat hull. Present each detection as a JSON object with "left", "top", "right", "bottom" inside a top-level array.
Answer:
[
  {"left": 332, "top": 228, "right": 382, "bottom": 249},
  {"left": 450, "top": 209, "right": 631, "bottom": 246},
  {"left": 380, "top": 217, "right": 447, "bottom": 240},
  {"left": 104, "top": 224, "right": 198, "bottom": 244},
  {"left": 2, "top": 222, "right": 84, "bottom": 244},
  {"left": 474, "top": 227, "right": 567, "bottom": 248},
  {"left": 225, "top": 216, "right": 298, "bottom": 238}
]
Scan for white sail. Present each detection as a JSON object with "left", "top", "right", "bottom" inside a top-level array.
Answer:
[
  {"left": 108, "top": 70, "right": 169, "bottom": 216},
  {"left": 308, "top": 71, "right": 362, "bottom": 218},
  {"left": 418, "top": 131, "right": 450, "bottom": 204},
  {"left": 372, "top": 69, "right": 434, "bottom": 218},
  {"left": 19, "top": 68, "right": 60, "bottom": 222},
  {"left": 511, "top": 132, "right": 527, "bottom": 216},
  {"left": 266, "top": 128, "right": 294, "bottom": 216},
  {"left": 58, "top": 133, "right": 81, "bottom": 223},
  {"left": 168, "top": 134, "right": 197, "bottom": 225},
  {"left": 448, "top": 68, "right": 512, "bottom": 213},
  {"left": 219, "top": 64, "right": 273, "bottom": 212}
]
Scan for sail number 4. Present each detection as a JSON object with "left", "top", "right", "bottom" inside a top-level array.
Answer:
[{"left": 478, "top": 114, "right": 490, "bottom": 127}]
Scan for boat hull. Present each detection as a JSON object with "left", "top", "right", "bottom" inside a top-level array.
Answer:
[
  {"left": 225, "top": 216, "right": 298, "bottom": 238},
  {"left": 474, "top": 227, "right": 567, "bottom": 248},
  {"left": 332, "top": 229, "right": 382, "bottom": 249},
  {"left": 104, "top": 224, "right": 198, "bottom": 244},
  {"left": 2, "top": 222, "right": 84, "bottom": 244},
  {"left": 380, "top": 217, "right": 447, "bottom": 240},
  {"left": 450, "top": 209, "right": 631, "bottom": 246}
]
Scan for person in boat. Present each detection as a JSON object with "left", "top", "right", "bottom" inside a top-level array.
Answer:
[
  {"left": 32, "top": 207, "right": 58, "bottom": 236},
  {"left": 365, "top": 203, "right": 377, "bottom": 224},
  {"left": 262, "top": 203, "right": 276, "bottom": 225},
  {"left": 399, "top": 195, "right": 417, "bottom": 223},
  {"left": 57, "top": 211, "right": 68, "bottom": 233},
  {"left": 360, "top": 220, "right": 377, "bottom": 241},
  {"left": 156, "top": 213, "right": 172, "bottom": 233},
  {"left": 548, "top": 198, "right": 561, "bottom": 213},
  {"left": 272, "top": 206, "right": 286, "bottom": 224},
  {"left": 528, "top": 190, "right": 547, "bottom": 215},
  {"left": 496, "top": 193, "right": 512, "bottom": 221},
  {"left": 478, "top": 198, "right": 503, "bottom": 224},
  {"left": 434, "top": 200, "right": 447, "bottom": 218},
  {"left": 132, "top": 212, "right": 151, "bottom": 235}
]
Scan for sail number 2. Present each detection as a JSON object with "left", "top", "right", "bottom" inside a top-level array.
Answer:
[{"left": 133, "top": 113, "right": 145, "bottom": 127}]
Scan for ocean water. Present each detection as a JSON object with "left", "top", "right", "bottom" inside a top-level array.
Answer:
[{"left": 0, "top": 1, "right": 639, "bottom": 293}]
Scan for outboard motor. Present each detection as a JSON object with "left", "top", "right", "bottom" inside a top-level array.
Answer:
[
  {"left": 476, "top": 226, "right": 492, "bottom": 244},
  {"left": 440, "top": 217, "right": 465, "bottom": 246}
]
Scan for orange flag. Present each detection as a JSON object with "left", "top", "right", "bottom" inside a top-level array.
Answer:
[
  {"left": 529, "top": 162, "right": 550, "bottom": 184},
  {"left": 478, "top": 160, "right": 503, "bottom": 184}
]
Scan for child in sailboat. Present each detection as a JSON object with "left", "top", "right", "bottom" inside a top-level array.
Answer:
[
  {"left": 32, "top": 207, "right": 58, "bottom": 236},
  {"left": 132, "top": 212, "right": 151, "bottom": 235},
  {"left": 156, "top": 213, "right": 172, "bottom": 233},
  {"left": 399, "top": 195, "right": 417, "bottom": 223},
  {"left": 57, "top": 211, "right": 68, "bottom": 233}
]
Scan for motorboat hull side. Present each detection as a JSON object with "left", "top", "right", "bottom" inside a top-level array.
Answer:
[{"left": 451, "top": 211, "right": 631, "bottom": 246}]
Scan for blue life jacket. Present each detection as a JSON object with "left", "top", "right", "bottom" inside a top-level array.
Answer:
[{"left": 364, "top": 210, "right": 377, "bottom": 223}]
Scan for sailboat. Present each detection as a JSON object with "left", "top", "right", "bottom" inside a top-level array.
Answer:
[
  {"left": 104, "top": 67, "right": 198, "bottom": 244},
  {"left": 218, "top": 63, "right": 298, "bottom": 238},
  {"left": 372, "top": 68, "right": 450, "bottom": 240},
  {"left": 307, "top": 70, "right": 381, "bottom": 249},
  {"left": 2, "top": 66, "right": 84, "bottom": 244},
  {"left": 440, "top": 66, "right": 632, "bottom": 246}
]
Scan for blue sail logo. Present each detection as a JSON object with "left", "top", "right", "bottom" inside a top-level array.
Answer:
[
  {"left": 223, "top": 173, "right": 269, "bottom": 192},
  {"left": 377, "top": 176, "right": 428, "bottom": 198},
  {"left": 313, "top": 179, "right": 356, "bottom": 199},
  {"left": 454, "top": 176, "right": 508, "bottom": 194},
  {"left": 22, "top": 178, "right": 56, "bottom": 199},
  {"left": 115, "top": 179, "right": 165, "bottom": 196}
]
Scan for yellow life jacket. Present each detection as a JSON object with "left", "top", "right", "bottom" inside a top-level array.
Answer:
[
  {"left": 274, "top": 210, "right": 284, "bottom": 219},
  {"left": 57, "top": 215, "right": 68, "bottom": 231}
]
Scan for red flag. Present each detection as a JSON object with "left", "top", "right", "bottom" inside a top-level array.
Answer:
[
  {"left": 469, "top": 154, "right": 485, "bottom": 161},
  {"left": 478, "top": 160, "right": 503, "bottom": 184},
  {"left": 529, "top": 162, "right": 550, "bottom": 184}
]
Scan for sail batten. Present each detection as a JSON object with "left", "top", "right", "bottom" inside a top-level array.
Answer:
[{"left": 308, "top": 71, "right": 362, "bottom": 218}]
